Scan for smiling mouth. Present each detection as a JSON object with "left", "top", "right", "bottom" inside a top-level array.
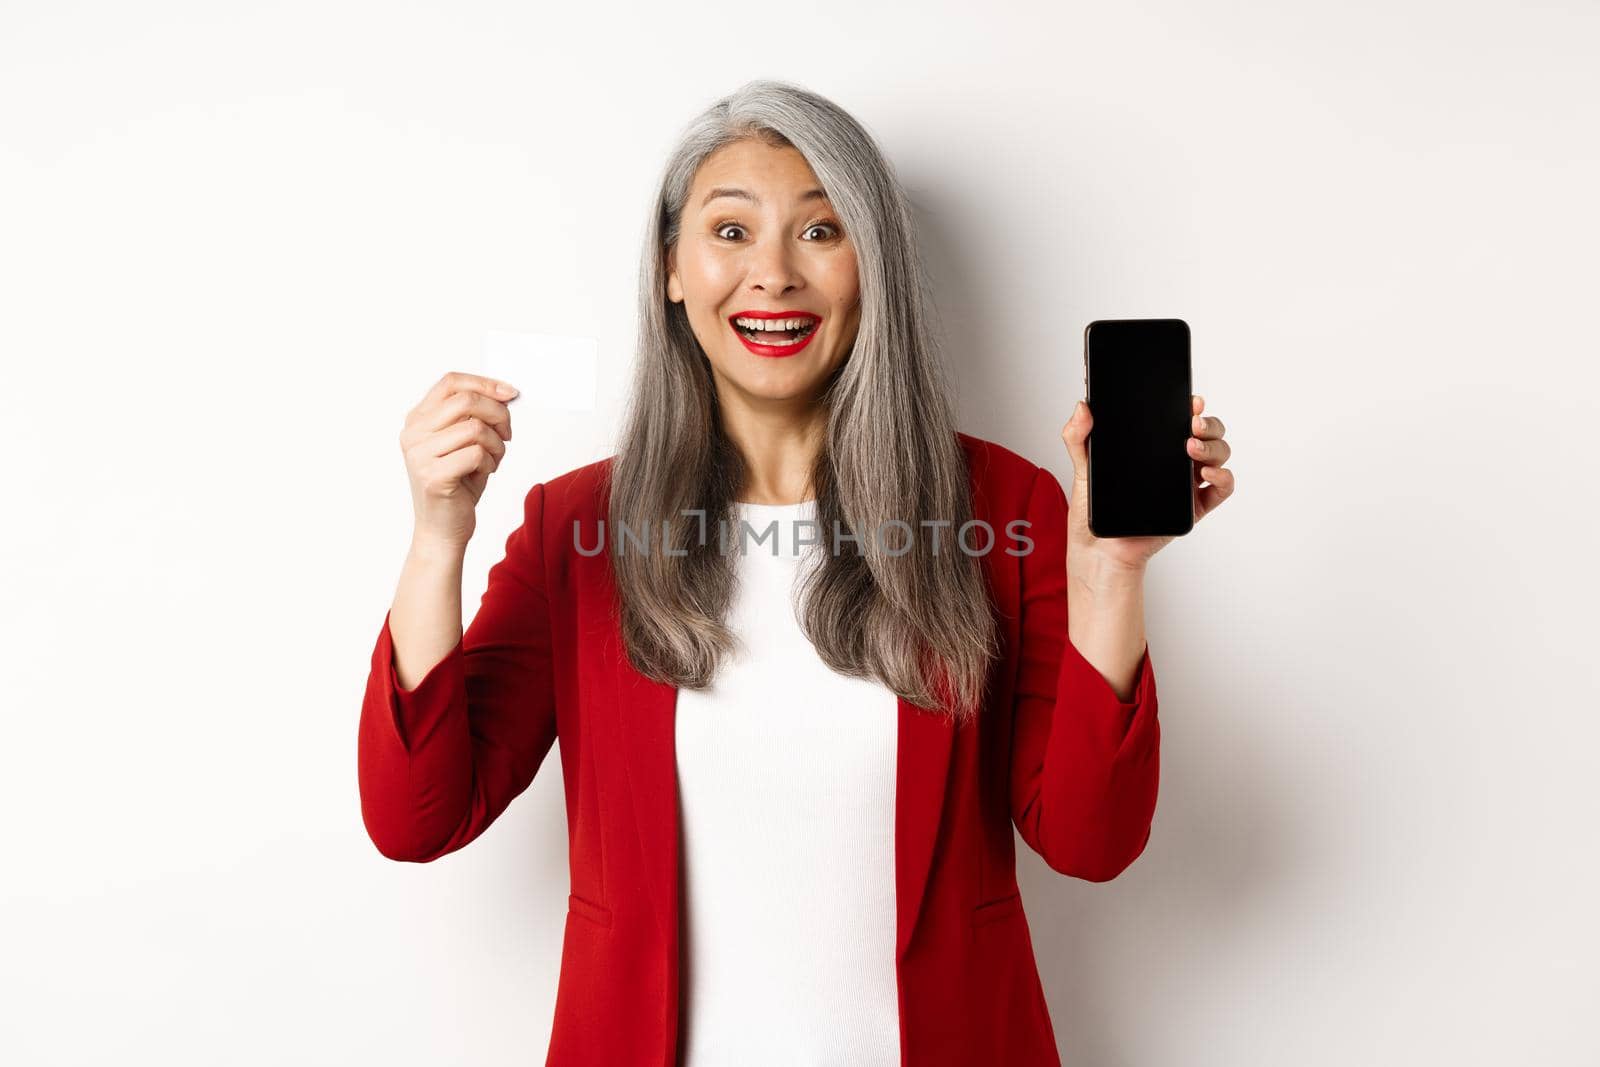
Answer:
[{"left": 732, "top": 320, "right": 819, "bottom": 344}]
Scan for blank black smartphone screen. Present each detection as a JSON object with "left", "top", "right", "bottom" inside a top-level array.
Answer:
[{"left": 1083, "top": 319, "right": 1195, "bottom": 538}]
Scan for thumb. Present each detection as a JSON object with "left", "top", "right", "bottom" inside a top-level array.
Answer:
[{"left": 1061, "top": 400, "right": 1091, "bottom": 490}]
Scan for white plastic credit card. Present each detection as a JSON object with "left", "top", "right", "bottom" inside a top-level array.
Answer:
[{"left": 480, "top": 329, "right": 598, "bottom": 411}]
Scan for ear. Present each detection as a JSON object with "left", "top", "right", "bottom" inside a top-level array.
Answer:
[{"left": 666, "top": 244, "right": 682, "bottom": 304}]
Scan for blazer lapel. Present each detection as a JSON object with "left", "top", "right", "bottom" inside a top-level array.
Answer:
[
  {"left": 612, "top": 626, "right": 681, "bottom": 949},
  {"left": 895, "top": 695, "right": 957, "bottom": 960}
]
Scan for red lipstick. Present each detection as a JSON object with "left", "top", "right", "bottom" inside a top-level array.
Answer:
[{"left": 727, "top": 309, "right": 822, "bottom": 358}]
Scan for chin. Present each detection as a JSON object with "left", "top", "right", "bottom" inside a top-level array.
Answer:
[{"left": 731, "top": 371, "right": 823, "bottom": 402}]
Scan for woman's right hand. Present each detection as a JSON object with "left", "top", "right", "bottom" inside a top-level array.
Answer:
[{"left": 399, "top": 372, "right": 521, "bottom": 551}]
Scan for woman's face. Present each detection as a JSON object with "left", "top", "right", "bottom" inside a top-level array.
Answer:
[{"left": 667, "top": 139, "right": 862, "bottom": 411}]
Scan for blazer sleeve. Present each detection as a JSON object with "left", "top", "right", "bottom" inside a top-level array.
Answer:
[
  {"left": 357, "top": 481, "right": 559, "bottom": 862},
  {"left": 1009, "top": 465, "right": 1161, "bottom": 882}
]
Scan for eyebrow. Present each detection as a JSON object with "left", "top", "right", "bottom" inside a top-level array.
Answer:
[{"left": 700, "top": 186, "right": 831, "bottom": 208}]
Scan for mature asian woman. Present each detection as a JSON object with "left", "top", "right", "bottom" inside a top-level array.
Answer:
[{"left": 358, "top": 78, "right": 1235, "bottom": 1066}]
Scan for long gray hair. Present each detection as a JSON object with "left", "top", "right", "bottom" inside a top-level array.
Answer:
[{"left": 605, "top": 78, "right": 999, "bottom": 722}]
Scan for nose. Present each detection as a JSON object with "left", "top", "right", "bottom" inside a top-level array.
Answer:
[{"left": 745, "top": 236, "right": 805, "bottom": 295}]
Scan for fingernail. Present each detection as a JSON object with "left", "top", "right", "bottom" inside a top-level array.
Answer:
[{"left": 497, "top": 382, "right": 519, "bottom": 398}]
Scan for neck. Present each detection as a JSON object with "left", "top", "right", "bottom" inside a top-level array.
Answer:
[{"left": 719, "top": 395, "right": 826, "bottom": 505}]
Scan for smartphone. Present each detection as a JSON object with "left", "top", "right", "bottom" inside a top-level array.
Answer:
[{"left": 1082, "top": 318, "right": 1195, "bottom": 538}]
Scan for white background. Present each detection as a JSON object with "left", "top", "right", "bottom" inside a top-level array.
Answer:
[{"left": 3, "top": 1, "right": 1597, "bottom": 1063}]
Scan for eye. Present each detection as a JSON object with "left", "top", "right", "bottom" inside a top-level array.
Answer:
[{"left": 713, "top": 220, "right": 843, "bottom": 242}]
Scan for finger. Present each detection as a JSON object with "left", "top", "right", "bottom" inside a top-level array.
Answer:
[
  {"left": 433, "top": 441, "right": 499, "bottom": 488},
  {"left": 422, "top": 388, "right": 515, "bottom": 441},
  {"left": 1191, "top": 413, "right": 1226, "bottom": 439},
  {"left": 1193, "top": 393, "right": 1204, "bottom": 416},
  {"left": 461, "top": 469, "right": 490, "bottom": 505},
  {"left": 424, "top": 371, "right": 520, "bottom": 409},
  {"left": 1187, "top": 435, "right": 1231, "bottom": 465},
  {"left": 1195, "top": 466, "right": 1235, "bottom": 521},
  {"left": 430, "top": 416, "right": 508, "bottom": 465}
]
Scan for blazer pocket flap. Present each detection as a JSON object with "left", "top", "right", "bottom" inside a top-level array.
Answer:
[
  {"left": 567, "top": 891, "right": 614, "bottom": 928},
  {"left": 972, "top": 889, "right": 1025, "bottom": 929}
]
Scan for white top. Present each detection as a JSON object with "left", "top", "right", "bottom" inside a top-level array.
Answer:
[{"left": 674, "top": 499, "right": 902, "bottom": 1065}]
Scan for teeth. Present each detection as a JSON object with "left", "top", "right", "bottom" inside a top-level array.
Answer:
[{"left": 733, "top": 316, "right": 815, "bottom": 331}]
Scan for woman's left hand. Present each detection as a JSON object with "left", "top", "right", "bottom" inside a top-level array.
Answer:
[{"left": 1060, "top": 393, "right": 1235, "bottom": 578}]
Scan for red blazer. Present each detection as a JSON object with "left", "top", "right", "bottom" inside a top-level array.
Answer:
[{"left": 358, "top": 431, "right": 1160, "bottom": 1066}]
